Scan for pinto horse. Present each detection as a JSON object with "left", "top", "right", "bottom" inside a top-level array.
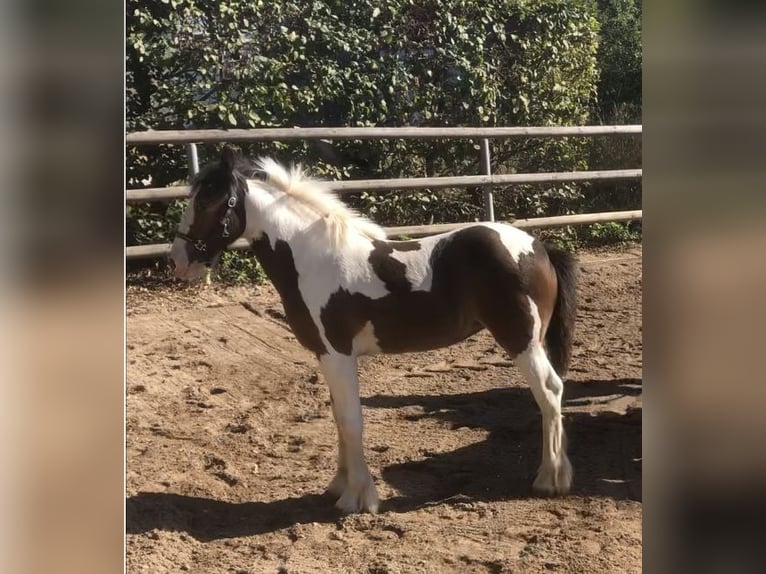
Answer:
[{"left": 170, "top": 147, "right": 577, "bottom": 514}]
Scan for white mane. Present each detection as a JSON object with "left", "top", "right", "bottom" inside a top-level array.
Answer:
[{"left": 252, "top": 157, "right": 387, "bottom": 247}]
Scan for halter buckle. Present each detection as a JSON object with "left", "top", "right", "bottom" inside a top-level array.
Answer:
[
  {"left": 220, "top": 213, "right": 231, "bottom": 237},
  {"left": 227, "top": 196, "right": 237, "bottom": 208}
]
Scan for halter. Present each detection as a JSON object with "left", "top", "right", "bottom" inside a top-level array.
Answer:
[{"left": 175, "top": 188, "right": 239, "bottom": 254}]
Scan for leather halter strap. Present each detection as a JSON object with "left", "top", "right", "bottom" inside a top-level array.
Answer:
[{"left": 174, "top": 188, "right": 239, "bottom": 252}]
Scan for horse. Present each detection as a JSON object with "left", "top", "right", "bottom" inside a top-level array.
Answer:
[{"left": 170, "top": 146, "right": 577, "bottom": 514}]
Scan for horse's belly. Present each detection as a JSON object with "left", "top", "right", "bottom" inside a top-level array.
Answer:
[
  {"left": 369, "top": 304, "right": 482, "bottom": 354},
  {"left": 379, "top": 324, "right": 482, "bottom": 354},
  {"left": 320, "top": 286, "right": 481, "bottom": 356}
]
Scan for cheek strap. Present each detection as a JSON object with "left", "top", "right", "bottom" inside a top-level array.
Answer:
[
  {"left": 220, "top": 195, "right": 238, "bottom": 238},
  {"left": 175, "top": 188, "right": 240, "bottom": 250}
]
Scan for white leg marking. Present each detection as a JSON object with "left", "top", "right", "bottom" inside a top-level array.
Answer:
[
  {"left": 319, "top": 354, "right": 379, "bottom": 513},
  {"left": 516, "top": 299, "right": 572, "bottom": 495}
]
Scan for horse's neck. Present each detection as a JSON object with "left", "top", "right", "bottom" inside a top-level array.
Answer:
[
  {"left": 243, "top": 186, "right": 306, "bottom": 245},
  {"left": 243, "top": 187, "right": 334, "bottom": 287}
]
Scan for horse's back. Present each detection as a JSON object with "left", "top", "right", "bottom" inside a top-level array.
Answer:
[{"left": 426, "top": 223, "right": 544, "bottom": 292}]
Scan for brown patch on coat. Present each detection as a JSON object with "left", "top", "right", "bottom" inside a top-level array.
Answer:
[
  {"left": 320, "top": 288, "right": 484, "bottom": 355},
  {"left": 368, "top": 240, "right": 422, "bottom": 293},
  {"left": 320, "top": 226, "right": 555, "bottom": 357},
  {"left": 250, "top": 234, "right": 327, "bottom": 355}
]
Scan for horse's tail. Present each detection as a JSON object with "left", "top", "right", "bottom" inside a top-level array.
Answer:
[{"left": 544, "top": 245, "right": 578, "bottom": 377}]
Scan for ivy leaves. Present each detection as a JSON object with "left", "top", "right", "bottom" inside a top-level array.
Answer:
[
  {"left": 128, "top": 0, "right": 600, "bottom": 132},
  {"left": 127, "top": 0, "right": 607, "bottom": 224}
]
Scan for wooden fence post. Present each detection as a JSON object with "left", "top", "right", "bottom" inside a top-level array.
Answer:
[
  {"left": 184, "top": 142, "right": 210, "bottom": 283},
  {"left": 186, "top": 143, "right": 199, "bottom": 178}
]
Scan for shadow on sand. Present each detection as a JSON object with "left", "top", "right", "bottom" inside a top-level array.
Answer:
[
  {"left": 366, "top": 378, "right": 642, "bottom": 511},
  {"left": 127, "top": 378, "right": 641, "bottom": 540}
]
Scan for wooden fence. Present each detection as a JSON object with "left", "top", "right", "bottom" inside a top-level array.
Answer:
[{"left": 126, "top": 126, "right": 642, "bottom": 259}]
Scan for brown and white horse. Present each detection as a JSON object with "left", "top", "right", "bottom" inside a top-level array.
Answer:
[{"left": 171, "top": 147, "right": 578, "bottom": 513}]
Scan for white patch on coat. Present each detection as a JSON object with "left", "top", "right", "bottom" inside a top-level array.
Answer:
[
  {"left": 387, "top": 234, "right": 445, "bottom": 292},
  {"left": 176, "top": 195, "right": 195, "bottom": 234},
  {"left": 169, "top": 237, "right": 188, "bottom": 270},
  {"left": 352, "top": 321, "right": 382, "bottom": 356},
  {"left": 479, "top": 222, "right": 536, "bottom": 263},
  {"left": 525, "top": 296, "right": 542, "bottom": 351},
  {"left": 295, "top": 231, "right": 391, "bottom": 355}
]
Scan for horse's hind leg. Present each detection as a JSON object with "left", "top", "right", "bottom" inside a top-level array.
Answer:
[
  {"left": 318, "top": 353, "right": 379, "bottom": 513},
  {"left": 481, "top": 292, "right": 572, "bottom": 495},
  {"left": 516, "top": 342, "right": 573, "bottom": 495}
]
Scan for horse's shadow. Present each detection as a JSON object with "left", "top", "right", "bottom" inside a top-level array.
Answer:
[
  {"left": 369, "top": 378, "right": 642, "bottom": 511},
  {"left": 127, "top": 378, "right": 641, "bottom": 541},
  {"left": 126, "top": 491, "right": 341, "bottom": 541}
]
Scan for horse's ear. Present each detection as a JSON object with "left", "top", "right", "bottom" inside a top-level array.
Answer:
[{"left": 221, "top": 146, "right": 238, "bottom": 172}]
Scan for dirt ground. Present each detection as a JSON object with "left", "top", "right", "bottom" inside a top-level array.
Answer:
[{"left": 126, "top": 245, "right": 642, "bottom": 574}]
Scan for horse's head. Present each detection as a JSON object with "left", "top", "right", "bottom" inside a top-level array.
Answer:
[{"left": 170, "top": 146, "right": 253, "bottom": 281}]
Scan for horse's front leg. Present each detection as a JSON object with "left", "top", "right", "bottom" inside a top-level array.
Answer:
[{"left": 319, "top": 353, "right": 379, "bottom": 513}]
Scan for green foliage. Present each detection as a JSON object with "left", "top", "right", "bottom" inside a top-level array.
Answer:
[
  {"left": 586, "top": 0, "right": 642, "bottom": 223},
  {"left": 128, "top": 0, "right": 602, "bottom": 223},
  {"left": 543, "top": 220, "right": 641, "bottom": 251},
  {"left": 594, "top": 0, "right": 641, "bottom": 117},
  {"left": 215, "top": 251, "right": 266, "bottom": 284},
  {"left": 126, "top": 199, "right": 186, "bottom": 245},
  {"left": 583, "top": 221, "right": 641, "bottom": 243},
  {"left": 356, "top": 189, "right": 481, "bottom": 226},
  {"left": 126, "top": 0, "right": 641, "bottom": 282}
]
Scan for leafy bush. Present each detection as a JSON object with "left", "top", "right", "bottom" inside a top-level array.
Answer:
[
  {"left": 581, "top": 221, "right": 641, "bottom": 243},
  {"left": 541, "top": 220, "right": 641, "bottom": 252},
  {"left": 128, "top": 0, "right": 601, "bottom": 224},
  {"left": 215, "top": 251, "right": 266, "bottom": 284},
  {"left": 594, "top": 0, "right": 641, "bottom": 117},
  {"left": 127, "top": 0, "right": 642, "bottom": 282},
  {"left": 126, "top": 199, "right": 187, "bottom": 246}
]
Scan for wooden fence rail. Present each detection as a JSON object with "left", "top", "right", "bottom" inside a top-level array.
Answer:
[
  {"left": 126, "top": 168, "right": 642, "bottom": 203},
  {"left": 127, "top": 125, "right": 641, "bottom": 145},
  {"left": 125, "top": 125, "right": 641, "bottom": 260},
  {"left": 125, "top": 210, "right": 641, "bottom": 259}
]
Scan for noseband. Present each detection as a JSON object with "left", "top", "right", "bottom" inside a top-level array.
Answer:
[{"left": 175, "top": 188, "right": 239, "bottom": 254}]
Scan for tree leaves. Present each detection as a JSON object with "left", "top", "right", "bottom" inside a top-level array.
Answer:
[{"left": 127, "top": 0, "right": 611, "bottom": 224}]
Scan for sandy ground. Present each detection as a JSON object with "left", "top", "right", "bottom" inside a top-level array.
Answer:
[{"left": 126, "top": 246, "right": 642, "bottom": 574}]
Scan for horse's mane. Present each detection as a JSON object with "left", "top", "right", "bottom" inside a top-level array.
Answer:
[{"left": 252, "top": 157, "right": 387, "bottom": 247}]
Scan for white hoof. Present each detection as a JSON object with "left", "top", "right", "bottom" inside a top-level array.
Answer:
[
  {"left": 334, "top": 474, "right": 379, "bottom": 514},
  {"left": 533, "top": 455, "right": 573, "bottom": 496}
]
